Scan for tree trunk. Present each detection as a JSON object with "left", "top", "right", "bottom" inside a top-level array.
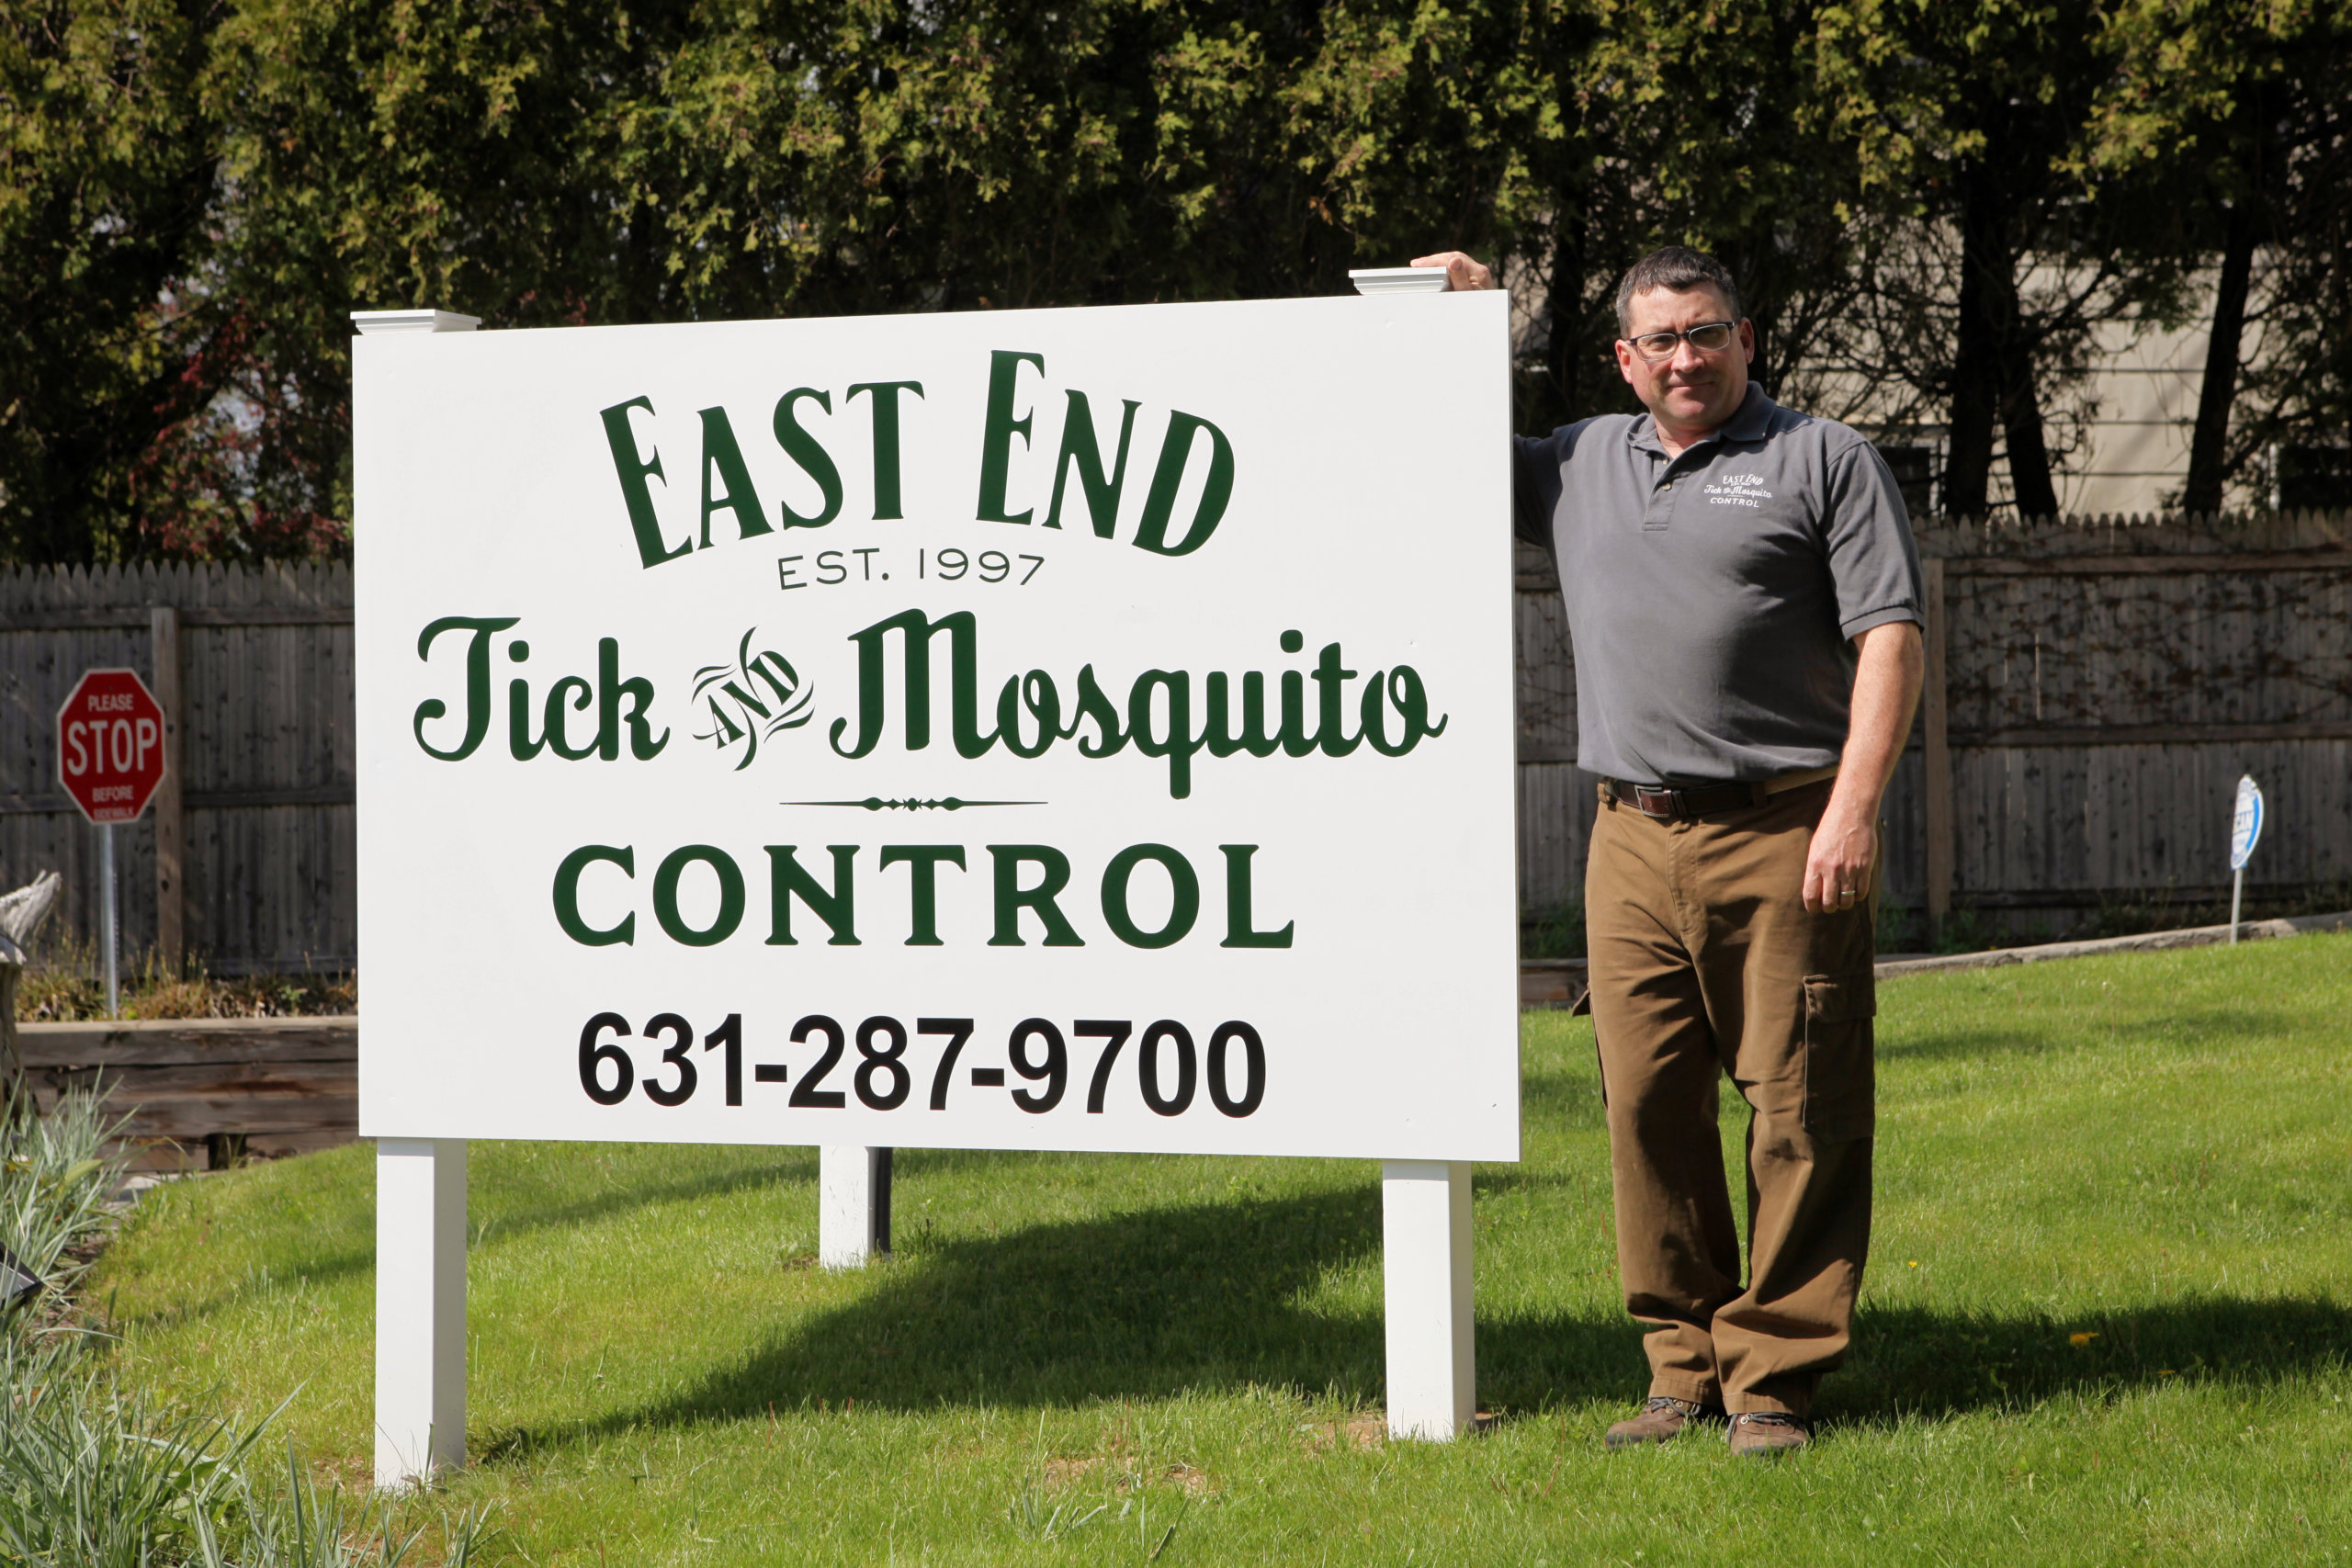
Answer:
[
  {"left": 1543, "top": 209, "right": 1589, "bottom": 427},
  {"left": 2182, "top": 197, "right": 2256, "bottom": 515},
  {"left": 1945, "top": 168, "right": 2005, "bottom": 519},
  {"left": 2001, "top": 343, "right": 2063, "bottom": 520}
]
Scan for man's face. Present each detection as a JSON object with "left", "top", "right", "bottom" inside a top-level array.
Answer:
[{"left": 1614, "top": 285, "right": 1756, "bottom": 436}]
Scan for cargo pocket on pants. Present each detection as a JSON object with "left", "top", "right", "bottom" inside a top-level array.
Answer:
[{"left": 1802, "top": 970, "right": 1876, "bottom": 1142}]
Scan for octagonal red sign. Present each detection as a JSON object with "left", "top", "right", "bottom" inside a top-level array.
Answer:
[{"left": 56, "top": 669, "right": 167, "bottom": 825}]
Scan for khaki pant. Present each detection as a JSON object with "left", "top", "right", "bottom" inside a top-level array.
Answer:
[{"left": 1584, "top": 777, "right": 1875, "bottom": 1416}]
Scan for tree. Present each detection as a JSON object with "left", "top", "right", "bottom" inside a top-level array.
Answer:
[
  {"left": 1323, "top": 0, "right": 1876, "bottom": 437},
  {"left": 2087, "top": 0, "right": 2351, "bottom": 514},
  {"left": 2231, "top": 19, "right": 2352, "bottom": 509},
  {"left": 13, "top": 0, "right": 2321, "bottom": 557},
  {"left": 184, "top": 0, "right": 1525, "bottom": 545},
  {"left": 0, "top": 0, "right": 217, "bottom": 564},
  {"left": 1806, "top": 0, "right": 2199, "bottom": 519}
]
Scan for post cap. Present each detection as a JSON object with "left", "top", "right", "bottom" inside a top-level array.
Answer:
[
  {"left": 1348, "top": 267, "right": 1454, "bottom": 297},
  {"left": 351, "top": 309, "right": 481, "bottom": 336}
]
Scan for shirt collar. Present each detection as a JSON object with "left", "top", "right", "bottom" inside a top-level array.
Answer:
[{"left": 1628, "top": 382, "right": 1777, "bottom": 457}]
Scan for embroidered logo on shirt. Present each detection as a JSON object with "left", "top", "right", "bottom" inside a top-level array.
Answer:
[{"left": 1705, "top": 472, "right": 1772, "bottom": 509}]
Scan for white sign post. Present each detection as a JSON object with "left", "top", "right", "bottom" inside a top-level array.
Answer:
[
  {"left": 2229, "top": 773, "right": 2264, "bottom": 943},
  {"left": 354, "top": 289, "right": 1519, "bottom": 1486}
]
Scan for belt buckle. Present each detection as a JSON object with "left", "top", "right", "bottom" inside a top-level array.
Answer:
[{"left": 1632, "top": 784, "right": 1680, "bottom": 820}]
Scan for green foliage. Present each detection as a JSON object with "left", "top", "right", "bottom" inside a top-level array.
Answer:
[
  {"left": 0, "top": 1084, "right": 124, "bottom": 1295},
  {"left": 0, "top": 1089, "right": 492, "bottom": 1564},
  {"left": 0, "top": 0, "right": 215, "bottom": 563},
  {"left": 0, "top": 0, "right": 2344, "bottom": 561}
]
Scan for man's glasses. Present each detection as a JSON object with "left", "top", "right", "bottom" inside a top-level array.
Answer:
[{"left": 1622, "top": 321, "right": 1738, "bottom": 361}]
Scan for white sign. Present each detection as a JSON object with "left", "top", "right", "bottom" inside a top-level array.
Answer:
[
  {"left": 2230, "top": 773, "right": 2264, "bottom": 871},
  {"left": 355, "top": 294, "right": 1521, "bottom": 1162}
]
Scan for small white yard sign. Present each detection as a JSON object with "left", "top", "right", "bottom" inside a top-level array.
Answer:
[{"left": 2230, "top": 774, "right": 2264, "bottom": 872}]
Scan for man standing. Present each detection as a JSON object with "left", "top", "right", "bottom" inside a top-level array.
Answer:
[{"left": 1414, "top": 245, "right": 1924, "bottom": 1456}]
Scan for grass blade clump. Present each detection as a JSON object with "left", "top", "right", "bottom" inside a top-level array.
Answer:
[
  {"left": 0, "top": 1087, "right": 495, "bottom": 1566},
  {"left": 0, "top": 1324, "right": 279, "bottom": 1564},
  {"left": 0, "top": 1084, "right": 122, "bottom": 1298}
]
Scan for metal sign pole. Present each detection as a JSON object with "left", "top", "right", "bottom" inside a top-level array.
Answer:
[
  {"left": 100, "top": 821, "right": 119, "bottom": 1017},
  {"left": 2229, "top": 864, "right": 2245, "bottom": 945}
]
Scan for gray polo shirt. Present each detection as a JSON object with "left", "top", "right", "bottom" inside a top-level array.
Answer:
[{"left": 1512, "top": 385, "right": 1922, "bottom": 785}]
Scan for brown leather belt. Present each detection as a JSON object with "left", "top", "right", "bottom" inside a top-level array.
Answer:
[{"left": 1603, "top": 765, "right": 1838, "bottom": 822}]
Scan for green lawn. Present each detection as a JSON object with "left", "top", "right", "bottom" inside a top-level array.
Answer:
[{"left": 98, "top": 936, "right": 2352, "bottom": 1564}]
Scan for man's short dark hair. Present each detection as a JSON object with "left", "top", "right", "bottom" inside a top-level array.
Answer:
[{"left": 1614, "top": 247, "right": 1743, "bottom": 335}]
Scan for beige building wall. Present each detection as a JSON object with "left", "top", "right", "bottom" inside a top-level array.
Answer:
[
  {"left": 2060, "top": 302, "right": 2212, "bottom": 517},
  {"left": 1776, "top": 260, "right": 2255, "bottom": 519}
]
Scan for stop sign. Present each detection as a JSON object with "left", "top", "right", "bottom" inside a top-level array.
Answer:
[{"left": 57, "top": 669, "right": 168, "bottom": 825}]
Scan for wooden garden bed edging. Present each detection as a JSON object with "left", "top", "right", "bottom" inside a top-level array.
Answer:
[
  {"left": 15, "top": 1016, "right": 356, "bottom": 1170},
  {"left": 1871, "top": 908, "right": 2352, "bottom": 977}
]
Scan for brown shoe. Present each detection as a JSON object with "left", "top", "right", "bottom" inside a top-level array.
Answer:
[
  {"left": 1726, "top": 1410, "right": 1812, "bottom": 1457},
  {"left": 1603, "top": 1396, "right": 1721, "bottom": 1449}
]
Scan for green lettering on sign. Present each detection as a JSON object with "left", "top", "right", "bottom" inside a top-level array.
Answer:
[
  {"left": 697, "top": 406, "right": 773, "bottom": 547},
  {"left": 1219, "top": 845, "right": 1294, "bottom": 948},
  {"left": 413, "top": 615, "right": 519, "bottom": 761},
  {"left": 1045, "top": 390, "right": 1140, "bottom": 538},
  {"left": 976, "top": 350, "right": 1046, "bottom": 525},
  {"left": 1134, "top": 412, "right": 1233, "bottom": 557},
  {"left": 772, "top": 389, "right": 844, "bottom": 528},
  {"left": 654, "top": 845, "right": 745, "bottom": 946},
  {"left": 554, "top": 844, "right": 636, "bottom": 946},
  {"left": 845, "top": 381, "right": 924, "bottom": 519},
  {"left": 880, "top": 845, "right": 967, "bottom": 945},
  {"left": 764, "top": 845, "right": 859, "bottom": 944},
  {"left": 600, "top": 397, "right": 690, "bottom": 569},
  {"left": 1101, "top": 844, "right": 1200, "bottom": 949},
  {"left": 988, "top": 845, "right": 1083, "bottom": 946}
]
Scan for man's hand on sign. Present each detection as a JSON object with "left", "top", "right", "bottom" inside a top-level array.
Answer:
[{"left": 1409, "top": 252, "right": 1495, "bottom": 291}]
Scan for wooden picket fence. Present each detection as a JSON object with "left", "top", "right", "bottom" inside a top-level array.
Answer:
[
  {"left": 0, "top": 562, "right": 353, "bottom": 975},
  {"left": 1517, "top": 509, "right": 2352, "bottom": 943},
  {"left": 2, "top": 513, "right": 2348, "bottom": 973}
]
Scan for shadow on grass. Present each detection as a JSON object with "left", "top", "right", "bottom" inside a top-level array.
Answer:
[
  {"left": 470, "top": 1149, "right": 821, "bottom": 1247},
  {"left": 1879, "top": 1006, "right": 2322, "bottom": 1066},
  {"left": 472, "top": 1187, "right": 1394, "bottom": 1455},
  {"left": 1877, "top": 1029, "right": 2058, "bottom": 1063},
  {"left": 1521, "top": 1072, "right": 1603, "bottom": 1122},
  {"left": 1826, "top": 1294, "right": 2352, "bottom": 1422},
  {"left": 118, "top": 1149, "right": 826, "bottom": 1336},
  {"left": 1491, "top": 1292, "right": 2352, "bottom": 1421},
  {"left": 478, "top": 1179, "right": 2350, "bottom": 1460}
]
